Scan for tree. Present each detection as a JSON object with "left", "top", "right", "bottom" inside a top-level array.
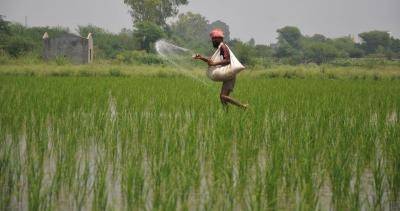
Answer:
[
  {"left": 77, "top": 24, "right": 107, "bottom": 37},
  {"left": 4, "top": 36, "right": 35, "bottom": 57},
  {"left": 170, "top": 12, "right": 210, "bottom": 43},
  {"left": 304, "top": 42, "right": 339, "bottom": 64},
  {"left": 275, "top": 26, "right": 304, "bottom": 64},
  {"left": 77, "top": 24, "right": 137, "bottom": 58},
  {"left": 210, "top": 20, "right": 231, "bottom": 41},
  {"left": 124, "top": 0, "right": 188, "bottom": 27},
  {"left": 0, "top": 21, "right": 68, "bottom": 57},
  {"left": 228, "top": 39, "right": 256, "bottom": 66},
  {"left": 0, "top": 15, "right": 11, "bottom": 36},
  {"left": 359, "top": 31, "right": 391, "bottom": 54},
  {"left": 277, "top": 26, "right": 302, "bottom": 48},
  {"left": 255, "top": 44, "right": 273, "bottom": 58},
  {"left": 169, "top": 12, "right": 214, "bottom": 54},
  {"left": 274, "top": 43, "right": 304, "bottom": 64},
  {"left": 275, "top": 26, "right": 301, "bottom": 64},
  {"left": 0, "top": 15, "right": 11, "bottom": 51},
  {"left": 77, "top": 24, "right": 117, "bottom": 58},
  {"left": 391, "top": 38, "right": 400, "bottom": 53},
  {"left": 331, "top": 37, "right": 364, "bottom": 58},
  {"left": 248, "top": 38, "right": 255, "bottom": 47},
  {"left": 310, "top": 34, "right": 327, "bottom": 42},
  {"left": 133, "top": 21, "right": 165, "bottom": 52}
]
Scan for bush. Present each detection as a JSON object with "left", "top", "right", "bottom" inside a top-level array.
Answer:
[
  {"left": 115, "top": 51, "right": 164, "bottom": 65},
  {"left": 253, "top": 57, "right": 274, "bottom": 68},
  {"left": 328, "top": 58, "right": 395, "bottom": 68},
  {"left": 134, "top": 21, "right": 165, "bottom": 52},
  {"left": 4, "top": 36, "right": 36, "bottom": 57},
  {"left": 229, "top": 41, "right": 257, "bottom": 66},
  {"left": 304, "top": 42, "right": 339, "bottom": 64},
  {"left": 54, "top": 56, "right": 71, "bottom": 65},
  {"left": 0, "top": 49, "right": 11, "bottom": 64},
  {"left": 0, "top": 49, "right": 41, "bottom": 65},
  {"left": 109, "top": 68, "right": 124, "bottom": 77}
]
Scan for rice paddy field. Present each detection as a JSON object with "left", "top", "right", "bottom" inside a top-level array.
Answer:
[{"left": 0, "top": 65, "right": 400, "bottom": 210}]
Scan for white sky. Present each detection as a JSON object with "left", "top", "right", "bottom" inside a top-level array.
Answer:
[{"left": 1, "top": 0, "right": 399, "bottom": 44}]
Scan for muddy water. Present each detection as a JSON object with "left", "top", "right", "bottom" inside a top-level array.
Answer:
[
  {"left": 3, "top": 133, "right": 398, "bottom": 210},
  {"left": 2, "top": 109, "right": 399, "bottom": 210}
]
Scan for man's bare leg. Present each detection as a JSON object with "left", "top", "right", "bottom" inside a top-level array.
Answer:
[{"left": 220, "top": 89, "right": 248, "bottom": 109}]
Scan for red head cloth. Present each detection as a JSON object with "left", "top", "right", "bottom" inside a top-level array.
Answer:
[{"left": 210, "top": 29, "right": 224, "bottom": 38}]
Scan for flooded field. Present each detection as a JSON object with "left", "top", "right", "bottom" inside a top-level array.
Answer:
[{"left": 0, "top": 76, "right": 399, "bottom": 210}]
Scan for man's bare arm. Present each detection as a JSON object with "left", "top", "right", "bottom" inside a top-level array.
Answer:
[
  {"left": 194, "top": 54, "right": 209, "bottom": 63},
  {"left": 194, "top": 54, "right": 230, "bottom": 66}
]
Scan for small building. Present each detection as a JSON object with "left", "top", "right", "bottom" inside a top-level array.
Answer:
[{"left": 43, "top": 32, "right": 93, "bottom": 64}]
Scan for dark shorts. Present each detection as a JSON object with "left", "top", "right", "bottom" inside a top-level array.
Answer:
[{"left": 222, "top": 77, "right": 236, "bottom": 92}]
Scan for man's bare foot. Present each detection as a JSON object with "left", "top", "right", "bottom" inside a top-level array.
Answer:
[{"left": 242, "top": 104, "right": 249, "bottom": 109}]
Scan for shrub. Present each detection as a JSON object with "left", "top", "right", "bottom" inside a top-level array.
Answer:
[
  {"left": 54, "top": 56, "right": 71, "bottom": 65},
  {"left": 0, "top": 49, "right": 11, "bottom": 64},
  {"left": 109, "top": 68, "right": 124, "bottom": 77},
  {"left": 304, "top": 42, "right": 339, "bottom": 64},
  {"left": 50, "top": 71, "right": 71, "bottom": 77},
  {"left": 115, "top": 51, "right": 164, "bottom": 65},
  {"left": 328, "top": 58, "right": 398, "bottom": 68},
  {"left": 4, "top": 36, "right": 36, "bottom": 57}
]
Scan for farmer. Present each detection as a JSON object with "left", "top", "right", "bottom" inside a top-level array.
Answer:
[{"left": 194, "top": 29, "right": 248, "bottom": 109}]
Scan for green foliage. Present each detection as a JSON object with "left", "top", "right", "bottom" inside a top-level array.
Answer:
[
  {"left": 168, "top": 13, "right": 233, "bottom": 55},
  {"left": 0, "top": 17, "right": 140, "bottom": 61},
  {"left": 0, "top": 15, "right": 11, "bottom": 36},
  {"left": 77, "top": 24, "right": 106, "bottom": 37},
  {"left": 228, "top": 39, "right": 257, "bottom": 66},
  {"left": 4, "top": 36, "right": 36, "bottom": 57},
  {"left": 0, "top": 20, "right": 68, "bottom": 58},
  {"left": 169, "top": 12, "right": 213, "bottom": 55},
  {"left": 277, "top": 26, "right": 302, "bottom": 48},
  {"left": 275, "top": 26, "right": 305, "bottom": 64},
  {"left": 310, "top": 34, "right": 327, "bottom": 42},
  {"left": 274, "top": 26, "right": 367, "bottom": 64},
  {"left": 247, "top": 38, "right": 256, "bottom": 47},
  {"left": 170, "top": 12, "right": 210, "bottom": 43},
  {"left": 255, "top": 44, "right": 274, "bottom": 58},
  {"left": 1, "top": 13, "right": 399, "bottom": 66},
  {"left": 359, "top": 31, "right": 391, "bottom": 55},
  {"left": 115, "top": 50, "right": 164, "bottom": 64},
  {"left": 123, "top": 0, "right": 188, "bottom": 26},
  {"left": 77, "top": 24, "right": 137, "bottom": 58},
  {"left": 108, "top": 68, "right": 124, "bottom": 77},
  {"left": 331, "top": 37, "right": 364, "bottom": 58},
  {"left": 0, "top": 49, "right": 10, "bottom": 64},
  {"left": 275, "top": 43, "right": 304, "bottom": 65},
  {"left": 253, "top": 57, "right": 274, "bottom": 68},
  {"left": 304, "top": 42, "right": 339, "bottom": 64},
  {"left": 134, "top": 21, "right": 165, "bottom": 52},
  {"left": 54, "top": 55, "right": 71, "bottom": 65},
  {"left": 389, "top": 38, "right": 400, "bottom": 59},
  {"left": 328, "top": 58, "right": 400, "bottom": 68}
]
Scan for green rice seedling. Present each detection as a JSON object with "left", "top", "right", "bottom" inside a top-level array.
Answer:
[{"left": 0, "top": 74, "right": 399, "bottom": 210}]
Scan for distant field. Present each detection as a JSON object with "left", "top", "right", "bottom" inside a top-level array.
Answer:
[
  {"left": 0, "top": 69, "right": 399, "bottom": 210},
  {"left": 1, "top": 62, "right": 400, "bottom": 80}
]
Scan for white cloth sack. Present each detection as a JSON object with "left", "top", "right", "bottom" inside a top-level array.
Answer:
[{"left": 207, "top": 44, "right": 245, "bottom": 81}]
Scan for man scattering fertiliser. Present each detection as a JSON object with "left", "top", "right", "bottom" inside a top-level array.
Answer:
[{"left": 194, "top": 29, "right": 248, "bottom": 109}]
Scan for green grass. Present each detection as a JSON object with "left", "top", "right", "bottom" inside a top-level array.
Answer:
[
  {"left": 0, "top": 73, "right": 399, "bottom": 210},
  {"left": 1, "top": 62, "right": 400, "bottom": 80}
]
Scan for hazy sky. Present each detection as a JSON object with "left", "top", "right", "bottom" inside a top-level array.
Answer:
[{"left": 1, "top": 0, "right": 399, "bottom": 44}]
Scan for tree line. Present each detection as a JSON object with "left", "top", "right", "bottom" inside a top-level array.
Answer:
[{"left": 1, "top": 12, "right": 399, "bottom": 66}]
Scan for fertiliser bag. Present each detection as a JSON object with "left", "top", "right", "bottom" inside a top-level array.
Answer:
[{"left": 207, "top": 44, "right": 245, "bottom": 81}]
